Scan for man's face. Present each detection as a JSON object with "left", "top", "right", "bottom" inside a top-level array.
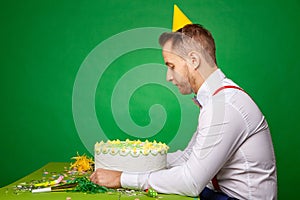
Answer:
[{"left": 162, "top": 47, "right": 193, "bottom": 95}]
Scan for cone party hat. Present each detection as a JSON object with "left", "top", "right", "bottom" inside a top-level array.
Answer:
[{"left": 172, "top": 4, "right": 192, "bottom": 32}]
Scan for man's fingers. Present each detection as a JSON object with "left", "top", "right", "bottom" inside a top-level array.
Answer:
[{"left": 90, "top": 171, "right": 99, "bottom": 184}]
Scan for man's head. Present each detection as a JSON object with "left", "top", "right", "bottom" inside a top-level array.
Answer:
[{"left": 159, "top": 24, "right": 217, "bottom": 94}]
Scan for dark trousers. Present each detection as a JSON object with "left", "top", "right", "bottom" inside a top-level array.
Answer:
[{"left": 200, "top": 187, "right": 239, "bottom": 200}]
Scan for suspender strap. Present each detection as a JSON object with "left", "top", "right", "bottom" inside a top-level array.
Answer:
[
  {"left": 194, "top": 85, "right": 245, "bottom": 192},
  {"left": 212, "top": 176, "right": 221, "bottom": 191},
  {"left": 213, "top": 85, "right": 244, "bottom": 96},
  {"left": 211, "top": 85, "right": 244, "bottom": 192}
]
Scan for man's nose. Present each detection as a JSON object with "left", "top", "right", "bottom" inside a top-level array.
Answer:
[{"left": 166, "top": 68, "right": 173, "bottom": 82}]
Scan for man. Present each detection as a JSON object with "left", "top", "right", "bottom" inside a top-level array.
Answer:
[{"left": 90, "top": 24, "right": 277, "bottom": 199}]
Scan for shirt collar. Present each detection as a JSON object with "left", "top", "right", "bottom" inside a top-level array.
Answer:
[{"left": 196, "top": 69, "right": 226, "bottom": 107}]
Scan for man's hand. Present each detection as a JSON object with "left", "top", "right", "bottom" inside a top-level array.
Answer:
[{"left": 90, "top": 168, "right": 122, "bottom": 188}]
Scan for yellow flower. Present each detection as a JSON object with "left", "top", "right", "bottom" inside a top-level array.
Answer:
[{"left": 70, "top": 152, "right": 94, "bottom": 172}]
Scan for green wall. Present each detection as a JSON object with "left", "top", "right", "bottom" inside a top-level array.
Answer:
[{"left": 1, "top": 0, "right": 300, "bottom": 199}]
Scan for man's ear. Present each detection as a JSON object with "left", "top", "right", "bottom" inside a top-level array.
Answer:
[{"left": 188, "top": 51, "right": 201, "bottom": 70}]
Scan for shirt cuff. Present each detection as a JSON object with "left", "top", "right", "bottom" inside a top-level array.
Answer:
[{"left": 120, "top": 172, "right": 149, "bottom": 190}]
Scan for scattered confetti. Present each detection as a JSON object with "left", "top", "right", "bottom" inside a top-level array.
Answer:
[{"left": 11, "top": 152, "right": 160, "bottom": 199}]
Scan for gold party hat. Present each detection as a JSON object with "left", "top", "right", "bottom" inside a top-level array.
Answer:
[{"left": 172, "top": 4, "right": 192, "bottom": 32}]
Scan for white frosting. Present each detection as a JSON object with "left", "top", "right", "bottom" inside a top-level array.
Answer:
[{"left": 94, "top": 139, "right": 168, "bottom": 173}]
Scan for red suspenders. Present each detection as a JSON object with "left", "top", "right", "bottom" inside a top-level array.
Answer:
[
  {"left": 213, "top": 85, "right": 245, "bottom": 191},
  {"left": 213, "top": 85, "right": 244, "bottom": 96},
  {"left": 194, "top": 85, "right": 245, "bottom": 191}
]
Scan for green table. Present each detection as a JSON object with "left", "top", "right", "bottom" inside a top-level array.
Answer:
[{"left": 0, "top": 162, "right": 199, "bottom": 200}]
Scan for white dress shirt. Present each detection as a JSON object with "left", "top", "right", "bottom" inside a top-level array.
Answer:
[{"left": 121, "top": 69, "right": 277, "bottom": 199}]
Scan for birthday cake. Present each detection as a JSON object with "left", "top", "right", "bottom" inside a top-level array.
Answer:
[{"left": 94, "top": 139, "right": 169, "bottom": 173}]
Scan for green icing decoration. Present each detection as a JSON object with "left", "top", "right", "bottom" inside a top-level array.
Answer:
[{"left": 95, "top": 139, "right": 169, "bottom": 157}]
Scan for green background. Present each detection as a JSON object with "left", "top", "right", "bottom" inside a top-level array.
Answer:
[{"left": 1, "top": 0, "right": 299, "bottom": 199}]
